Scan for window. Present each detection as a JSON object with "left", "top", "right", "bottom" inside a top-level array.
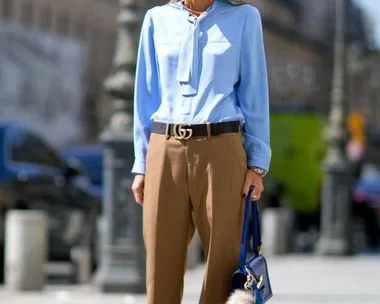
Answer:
[
  {"left": 91, "top": 28, "right": 101, "bottom": 66},
  {"left": 271, "top": 66, "right": 287, "bottom": 89},
  {"left": 11, "top": 130, "right": 63, "bottom": 169},
  {"left": 303, "top": 66, "right": 317, "bottom": 89},
  {"left": 39, "top": 6, "right": 52, "bottom": 31},
  {"left": 57, "top": 11, "right": 69, "bottom": 35},
  {"left": 286, "top": 62, "right": 301, "bottom": 83},
  {"left": 1, "top": 0, "right": 13, "bottom": 19},
  {"left": 74, "top": 19, "right": 86, "bottom": 40},
  {"left": 21, "top": 1, "right": 33, "bottom": 26}
]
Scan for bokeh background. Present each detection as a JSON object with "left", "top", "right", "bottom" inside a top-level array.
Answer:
[{"left": 1, "top": 0, "right": 380, "bottom": 301}]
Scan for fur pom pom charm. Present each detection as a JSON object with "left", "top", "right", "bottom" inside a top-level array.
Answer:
[{"left": 226, "top": 289, "right": 256, "bottom": 304}]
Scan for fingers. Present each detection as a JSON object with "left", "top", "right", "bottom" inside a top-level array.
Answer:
[
  {"left": 242, "top": 178, "right": 252, "bottom": 198},
  {"left": 242, "top": 171, "right": 264, "bottom": 201},
  {"left": 132, "top": 175, "right": 145, "bottom": 205},
  {"left": 132, "top": 186, "right": 143, "bottom": 205},
  {"left": 250, "top": 186, "right": 262, "bottom": 201},
  {"left": 134, "top": 190, "right": 144, "bottom": 205}
]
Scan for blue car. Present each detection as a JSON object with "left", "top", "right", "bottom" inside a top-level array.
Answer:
[
  {"left": 0, "top": 121, "right": 101, "bottom": 282},
  {"left": 60, "top": 144, "right": 103, "bottom": 196},
  {"left": 354, "top": 163, "right": 380, "bottom": 210},
  {"left": 352, "top": 163, "right": 380, "bottom": 249}
]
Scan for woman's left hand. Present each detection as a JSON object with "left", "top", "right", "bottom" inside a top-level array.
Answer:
[{"left": 242, "top": 169, "right": 264, "bottom": 201}]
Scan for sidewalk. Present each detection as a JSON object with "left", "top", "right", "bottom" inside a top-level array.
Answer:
[{"left": 1, "top": 255, "right": 380, "bottom": 303}]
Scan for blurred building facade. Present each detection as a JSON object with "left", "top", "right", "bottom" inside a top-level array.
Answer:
[
  {"left": 0, "top": 0, "right": 119, "bottom": 141},
  {"left": 350, "top": 50, "right": 380, "bottom": 127},
  {"left": 257, "top": 0, "right": 373, "bottom": 113},
  {"left": 0, "top": 0, "right": 376, "bottom": 143},
  {"left": 249, "top": 0, "right": 331, "bottom": 112}
]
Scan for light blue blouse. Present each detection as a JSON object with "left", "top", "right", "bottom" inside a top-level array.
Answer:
[{"left": 132, "top": 0, "right": 271, "bottom": 174}]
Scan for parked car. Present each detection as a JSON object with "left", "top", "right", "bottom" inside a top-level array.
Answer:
[
  {"left": 0, "top": 121, "right": 101, "bottom": 282},
  {"left": 60, "top": 144, "right": 103, "bottom": 196},
  {"left": 353, "top": 162, "right": 380, "bottom": 248}
]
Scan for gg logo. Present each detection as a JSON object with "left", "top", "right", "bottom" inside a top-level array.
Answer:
[{"left": 173, "top": 123, "right": 193, "bottom": 140}]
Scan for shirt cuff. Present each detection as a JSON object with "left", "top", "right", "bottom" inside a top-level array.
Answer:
[
  {"left": 131, "top": 159, "right": 146, "bottom": 175},
  {"left": 246, "top": 149, "right": 271, "bottom": 172}
]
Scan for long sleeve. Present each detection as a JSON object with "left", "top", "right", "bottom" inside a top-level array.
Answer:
[
  {"left": 237, "top": 7, "right": 271, "bottom": 172},
  {"left": 131, "top": 10, "right": 160, "bottom": 175}
]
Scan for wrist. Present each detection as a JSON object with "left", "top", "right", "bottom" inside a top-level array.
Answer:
[{"left": 247, "top": 166, "right": 267, "bottom": 177}]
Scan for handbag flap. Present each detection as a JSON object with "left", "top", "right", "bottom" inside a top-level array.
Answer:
[{"left": 246, "top": 255, "right": 273, "bottom": 302}]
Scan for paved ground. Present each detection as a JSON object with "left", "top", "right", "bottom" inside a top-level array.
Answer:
[{"left": 1, "top": 255, "right": 380, "bottom": 303}]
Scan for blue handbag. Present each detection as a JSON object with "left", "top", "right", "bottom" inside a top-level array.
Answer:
[{"left": 230, "top": 189, "right": 273, "bottom": 303}]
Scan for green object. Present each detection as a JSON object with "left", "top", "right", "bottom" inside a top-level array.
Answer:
[{"left": 269, "top": 110, "right": 327, "bottom": 212}]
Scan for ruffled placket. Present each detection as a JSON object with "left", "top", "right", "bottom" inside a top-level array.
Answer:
[{"left": 176, "top": 15, "right": 201, "bottom": 97}]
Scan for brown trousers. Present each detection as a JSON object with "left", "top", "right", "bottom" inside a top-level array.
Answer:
[{"left": 143, "top": 132, "right": 247, "bottom": 304}]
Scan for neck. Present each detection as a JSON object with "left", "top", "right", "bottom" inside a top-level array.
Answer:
[{"left": 184, "top": 0, "right": 214, "bottom": 12}]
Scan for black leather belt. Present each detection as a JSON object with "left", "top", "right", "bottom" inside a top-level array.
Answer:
[{"left": 151, "top": 121, "right": 240, "bottom": 139}]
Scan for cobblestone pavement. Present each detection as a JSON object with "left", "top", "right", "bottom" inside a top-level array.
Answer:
[{"left": 1, "top": 255, "right": 380, "bottom": 303}]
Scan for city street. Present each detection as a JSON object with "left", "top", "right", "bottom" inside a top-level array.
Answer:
[
  {"left": 1, "top": 255, "right": 380, "bottom": 303},
  {"left": 1, "top": 0, "right": 380, "bottom": 303}
]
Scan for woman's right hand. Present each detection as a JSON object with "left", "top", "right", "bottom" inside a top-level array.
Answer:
[{"left": 132, "top": 174, "right": 145, "bottom": 205}]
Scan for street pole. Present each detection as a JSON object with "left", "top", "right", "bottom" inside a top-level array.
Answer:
[
  {"left": 94, "top": 0, "right": 146, "bottom": 292},
  {"left": 316, "top": 0, "right": 354, "bottom": 256}
]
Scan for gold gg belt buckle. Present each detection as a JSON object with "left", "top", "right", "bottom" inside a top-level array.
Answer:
[{"left": 173, "top": 123, "right": 193, "bottom": 140}]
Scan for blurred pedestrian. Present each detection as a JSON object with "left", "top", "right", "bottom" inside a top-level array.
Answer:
[{"left": 131, "top": 0, "right": 271, "bottom": 303}]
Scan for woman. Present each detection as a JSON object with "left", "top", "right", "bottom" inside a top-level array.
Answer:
[{"left": 131, "top": 0, "right": 271, "bottom": 303}]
